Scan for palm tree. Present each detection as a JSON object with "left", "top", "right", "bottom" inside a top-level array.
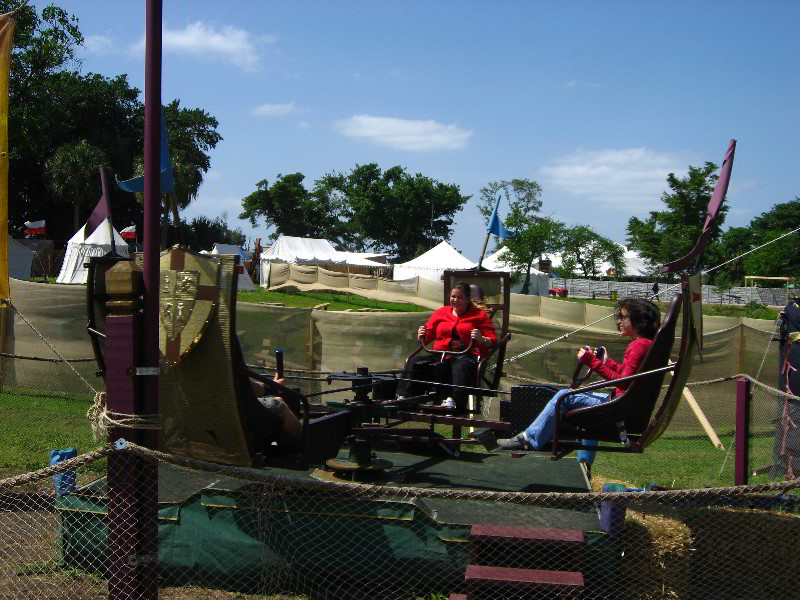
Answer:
[{"left": 44, "top": 139, "right": 108, "bottom": 232}]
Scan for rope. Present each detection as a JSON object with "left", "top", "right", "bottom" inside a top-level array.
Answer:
[
  {"left": 86, "top": 391, "right": 161, "bottom": 441},
  {"left": 6, "top": 300, "right": 99, "bottom": 395},
  {"left": 755, "top": 320, "right": 781, "bottom": 381},
  {"left": 120, "top": 440, "right": 800, "bottom": 506},
  {"left": 0, "top": 352, "right": 96, "bottom": 363},
  {"left": 0, "top": 445, "right": 113, "bottom": 491}
]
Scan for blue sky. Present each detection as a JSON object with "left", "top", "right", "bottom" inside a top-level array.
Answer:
[{"left": 57, "top": 0, "right": 800, "bottom": 260}]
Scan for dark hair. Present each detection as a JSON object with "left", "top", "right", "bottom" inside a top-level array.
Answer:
[
  {"left": 452, "top": 281, "right": 472, "bottom": 300},
  {"left": 616, "top": 298, "right": 661, "bottom": 339}
]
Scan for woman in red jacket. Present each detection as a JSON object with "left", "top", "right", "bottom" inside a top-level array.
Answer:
[{"left": 396, "top": 281, "right": 496, "bottom": 413}]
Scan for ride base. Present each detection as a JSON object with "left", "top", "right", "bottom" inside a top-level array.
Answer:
[{"left": 56, "top": 450, "right": 616, "bottom": 599}]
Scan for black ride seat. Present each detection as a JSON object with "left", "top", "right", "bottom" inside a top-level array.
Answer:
[
  {"left": 551, "top": 290, "right": 684, "bottom": 457},
  {"left": 397, "top": 270, "right": 512, "bottom": 442}
]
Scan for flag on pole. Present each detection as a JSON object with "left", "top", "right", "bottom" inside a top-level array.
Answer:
[
  {"left": 23, "top": 220, "right": 46, "bottom": 235},
  {"left": 116, "top": 113, "right": 175, "bottom": 193},
  {"left": 120, "top": 225, "right": 137, "bottom": 240},
  {"left": 487, "top": 195, "right": 513, "bottom": 239},
  {"left": 85, "top": 166, "right": 113, "bottom": 238},
  {"left": 0, "top": 12, "right": 14, "bottom": 302}
]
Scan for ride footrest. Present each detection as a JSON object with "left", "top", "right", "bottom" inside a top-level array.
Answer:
[{"left": 397, "top": 411, "right": 512, "bottom": 432}]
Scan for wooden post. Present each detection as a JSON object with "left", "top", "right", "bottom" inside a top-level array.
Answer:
[
  {"left": 106, "top": 313, "right": 157, "bottom": 599},
  {"left": 735, "top": 377, "right": 752, "bottom": 486}
]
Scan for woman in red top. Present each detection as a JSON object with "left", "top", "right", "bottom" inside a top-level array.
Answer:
[
  {"left": 396, "top": 281, "right": 496, "bottom": 413},
  {"left": 495, "top": 298, "right": 661, "bottom": 450}
]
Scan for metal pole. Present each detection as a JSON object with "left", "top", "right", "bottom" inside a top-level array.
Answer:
[
  {"left": 143, "top": 0, "right": 161, "bottom": 428},
  {"left": 476, "top": 231, "right": 490, "bottom": 270},
  {"left": 735, "top": 377, "right": 751, "bottom": 485}
]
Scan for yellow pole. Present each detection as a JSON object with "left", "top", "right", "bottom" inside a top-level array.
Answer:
[
  {"left": 0, "top": 13, "right": 15, "bottom": 303},
  {"left": 0, "top": 14, "right": 15, "bottom": 376}
]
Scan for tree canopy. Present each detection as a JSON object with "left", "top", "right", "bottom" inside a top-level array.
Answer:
[
  {"left": 241, "top": 164, "right": 470, "bottom": 262},
  {"left": 713, "top": 198, "right": 800, "bottom": 285},
  {"left": 626, "top": 162, "right": 727, "bottom": 273},
  {"left": 5, "top": 2, "right": 221, "bottom": 243}
]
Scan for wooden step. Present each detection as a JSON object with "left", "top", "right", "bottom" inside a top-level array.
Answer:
[
  {"left": 465, "top": 565, "right": 583, "bottom": 597},
  {"left": 469, "top": 524, "right": 584, "bottom": 572}
]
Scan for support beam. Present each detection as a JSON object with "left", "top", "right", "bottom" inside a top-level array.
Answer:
[{"left": 735, "top": 377, "right": 752, "bottom": 486}]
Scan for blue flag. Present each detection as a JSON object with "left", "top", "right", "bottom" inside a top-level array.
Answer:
[
  {"left": 116, "top": 113, "right": 176, "bottom": 193},
  {"left": 487, "top": 195, "right": 513, "bottom": 239}
]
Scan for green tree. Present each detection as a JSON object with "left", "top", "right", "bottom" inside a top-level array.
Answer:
[
  {"left": 477, "top": 179, "right": 543, "bottom": 225},
  {"left": 626, "top": 162, "right": 727, "bottom": 272},
  {"left": 239, "top": 173, "right": 344, "bottom": 242},
  {"left": 737, "top": 198, "right": 800, "bottom": 283},
  {"left": 43, "top": 140, "right": 107, "bottom": 231},
  {"left": 502, "top": 216, "right": 565, "bottom": 293},
  {"left": 561, "top": 225, "right": 626, "bottom": 277},
  {"left": 311, "top": 164, "right": 469, "bottom": 261},
  {"left": 476, "top": 179, "right": 553, "bottom": 294},
  {"left": 4, "top": 3, "right": 221, "bottom": 244},
  {"left": 178, "top": 213, "right": 245, "bottom": 252}
]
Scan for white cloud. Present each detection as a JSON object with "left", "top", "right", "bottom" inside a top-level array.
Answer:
[
  {"left": 297, "top": 121, "right": 312, "bottom": 129},
  {"left": 84, "top": 34, "right": 115, "bottom": 55},
  {"left": 252, "top": 102, "right": 300, "bottom": 117},
  {"left": 332, "top": 115, "right": 472, "bottom": 152},
  {"left": 540, "top": 148, "right": 686, "bottom": 209},
  {"left": 131, "top": 22, "right": 273, "bottom": 71}
]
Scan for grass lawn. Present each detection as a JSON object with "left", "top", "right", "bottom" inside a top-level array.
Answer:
[{"left": 0, "top": 387, "right": 104, "bottom": 483}]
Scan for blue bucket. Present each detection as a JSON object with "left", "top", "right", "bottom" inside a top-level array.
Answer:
[{"left": 50, "top": 448, "right": 77, "bottom": 495}]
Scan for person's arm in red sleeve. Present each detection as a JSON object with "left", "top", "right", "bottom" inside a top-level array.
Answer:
[
  {"left": 422, "top": 311, "right": 439, "bottom": 344},
  {"left": 478, "top": 312, "right": 497, "bottom": 348},
  {"left": 580, "top": 349, "right": 624, "bottom": 381}
]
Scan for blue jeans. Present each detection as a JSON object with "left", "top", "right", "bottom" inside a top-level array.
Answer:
[{"left": 524, "top": 388, "right": 610, "bottom": 450}]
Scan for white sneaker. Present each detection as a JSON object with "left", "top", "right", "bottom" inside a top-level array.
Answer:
[{"left": 440, "top": 398, "right": 456, "bottom": 409}]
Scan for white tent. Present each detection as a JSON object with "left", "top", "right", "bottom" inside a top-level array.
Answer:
[
  {"left": 208, "top": 243, "right": 257, "bottom": 290},
  {"left": 9, "top": 238, "right": 34, "bottom": 280},
  {"left": 56, "top": 219, "right": 130, "bottom": 284},
  {"left": 393, "top": 241, "right": 476, "bottom": 282},
  {"left": 482, "top": 247, "right": 550, "bottom": 295},
  {"left": 261, "top": 235, "right": 382, "bottom": 266}
]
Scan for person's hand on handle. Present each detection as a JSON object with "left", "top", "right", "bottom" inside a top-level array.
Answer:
[
  {"left": 597, "top": 346, "right": 608, "bottom": 363},
  {"left": 471, "top": 328, "right": 487, "bottom": 347},
  {"left": 576, "top": 345, "right": 592, "bottom": 361},
  {"left": 417, "top": 325, "right": 427, "bottom": 342}
]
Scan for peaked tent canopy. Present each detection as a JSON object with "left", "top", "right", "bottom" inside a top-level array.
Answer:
[
  {"left": 261, "top": 235, "right": 383, "bottom": 267},
  {"left": 9, "top": 238, "right": 33, "bottom": 281},
  {"left": 393, "top": 241, "right": 476, "bottom": 282},
  {"left": 56, "top": 218, "right": 130, "bottom": 285},
  {"left": 207, "top": 243, "right": 256, "bottom": 290}
]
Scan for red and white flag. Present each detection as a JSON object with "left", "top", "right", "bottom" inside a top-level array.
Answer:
[
  {"left": 120, "top": 225, "right": 136, "bottom": 240},
  {"left": 24, "top": 220, "right": 45, "bottom": 235}
]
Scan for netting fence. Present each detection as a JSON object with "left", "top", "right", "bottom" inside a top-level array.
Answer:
[{"left": 1, "top": 440, "right": 799, "bottom": 600}]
